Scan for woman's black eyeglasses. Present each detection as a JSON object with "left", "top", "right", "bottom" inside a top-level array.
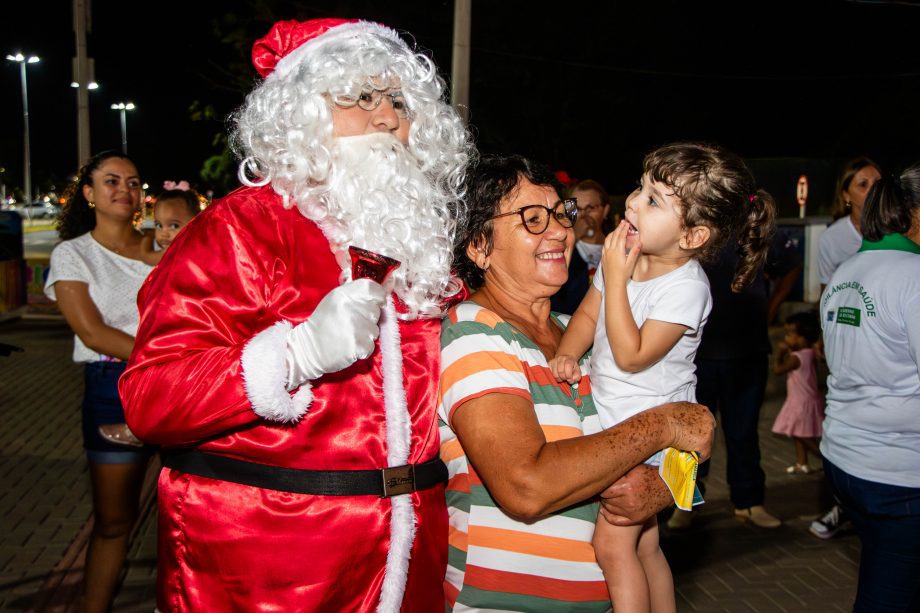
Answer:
[{"left": 489, "top": 199, "right": 578, "bottom": 235}]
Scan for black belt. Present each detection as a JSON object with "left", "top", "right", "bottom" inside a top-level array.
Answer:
[{"left": 161, "top": 449, "right": 448, "bottom": 498}]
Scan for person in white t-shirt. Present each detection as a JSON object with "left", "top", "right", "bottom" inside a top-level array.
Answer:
[
  {"left": 820, "top": 163, "right": 920, "bottom": 612},
  {"left": 811, "top": 157, "right": 882, "bottom": 543},
  {"left": 817, "top": 157, "right": 881, "bottom": 290},
  {"left": 44, "top": 151, "right": 153, "bottom": 613},
  {"left": 551, "top": 142, "right": 776, "bottom": 613}
]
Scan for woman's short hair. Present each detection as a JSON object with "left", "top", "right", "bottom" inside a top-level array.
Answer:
[{"left": 454, "top": 154, "right": 562, "bottom": 290}]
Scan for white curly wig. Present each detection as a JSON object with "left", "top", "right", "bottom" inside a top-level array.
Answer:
[{"left": 231, "top": 21, "right": 474, "bottom": 319}]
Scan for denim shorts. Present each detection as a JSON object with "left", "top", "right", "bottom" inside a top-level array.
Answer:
[{"left": 82, "top": 361, "right": 151, "bottom": 464}]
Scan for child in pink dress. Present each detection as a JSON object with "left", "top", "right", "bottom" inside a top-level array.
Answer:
[{"left": 772, "top": 310, "right": 824, "bottom": 473}]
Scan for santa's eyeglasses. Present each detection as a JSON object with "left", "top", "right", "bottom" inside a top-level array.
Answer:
[
  {"left": 489, "top": 199, "right": 578, "bottom": 235},
  {"left": 331, "top": 87, "right": 411, "bottom": 119}
]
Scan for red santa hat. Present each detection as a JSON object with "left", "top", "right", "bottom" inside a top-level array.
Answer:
[{"left": 252, "top": 18, "right": 408, "bottom": 80}]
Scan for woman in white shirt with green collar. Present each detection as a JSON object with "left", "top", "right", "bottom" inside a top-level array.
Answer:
[{"left": 820, "top": 163, "right": 920, "bottom": 613}]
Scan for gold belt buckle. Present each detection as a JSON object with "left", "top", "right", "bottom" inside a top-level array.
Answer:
[{"left": 381, "top": 464, "right": 415, "bottom": 498}]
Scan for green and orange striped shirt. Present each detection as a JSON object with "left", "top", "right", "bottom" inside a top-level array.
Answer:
[{"left": 438, "top": 301, "right": 611, "bottom": 612}]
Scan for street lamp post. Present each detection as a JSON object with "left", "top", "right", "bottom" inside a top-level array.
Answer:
[
  {"left": 6, "top": 52, "right": 40, "bottom": 209},
  {"left": 110, "top": 102, "right": 135, "bottom": 154}
]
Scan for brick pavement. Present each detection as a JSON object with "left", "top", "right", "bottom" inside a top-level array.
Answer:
[
  {"left": 662, "top": 334, "right": 861, "bottom": 612},
  {"left": 1, "top": 318, "right": 88, "bottom": 611},
  {"left": 0, "top": 316, "right": 860, "bottom": 612}
]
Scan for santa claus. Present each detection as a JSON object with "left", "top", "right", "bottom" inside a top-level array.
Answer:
[{"left": 119, "top": 18, "right": 473, "bottom": 611}]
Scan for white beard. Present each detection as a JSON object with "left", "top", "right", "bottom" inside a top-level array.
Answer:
[{"left": 293, "top": 133, "right": 457, "bottom": 320}]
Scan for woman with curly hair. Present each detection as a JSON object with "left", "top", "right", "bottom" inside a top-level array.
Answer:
[{"left": 44, "top": 150, "right": 153, "bottom": 612}]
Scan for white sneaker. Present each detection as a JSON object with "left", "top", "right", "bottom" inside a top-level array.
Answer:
[{"left": 809, "top": 504, "right": 851, "bottom": 539}]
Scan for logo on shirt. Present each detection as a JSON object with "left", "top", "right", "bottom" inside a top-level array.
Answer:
[
  {"left": 835, "top": 306, "right": 861, "bottom": 327},
  {"left": 821, "top": 280, "right": 877, "bottom": 318}
]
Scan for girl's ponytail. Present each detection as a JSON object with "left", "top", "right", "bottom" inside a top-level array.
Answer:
[{"left": 731, "top": 189, "right": 777, "bottom": 292}]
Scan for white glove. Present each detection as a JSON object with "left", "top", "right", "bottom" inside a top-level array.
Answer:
[{"left": 285, "top": 279, "right": 387, "bottom": 390}]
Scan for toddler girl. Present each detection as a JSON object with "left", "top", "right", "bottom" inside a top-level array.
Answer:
[
  {"left": 771, "top": 310, "right": 824, "bottom": 473},
  {"left": 140, "top": 180, "right": 203, "bottom": 265},
  {"left": 550, "top": 142, "right": 775, "bottom": 613},
  {"left": 99, "top": 181, "right": 202, "bottom": 446}
]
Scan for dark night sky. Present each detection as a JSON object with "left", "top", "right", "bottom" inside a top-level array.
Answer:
[{"left": 4, "top": 0, "right": 920, "bottom": 215}]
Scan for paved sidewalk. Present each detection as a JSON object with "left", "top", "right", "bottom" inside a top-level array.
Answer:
[
  {"left": 0, "top": 317, "right": 860, "bottom": 612},
  {"left": 0, "top": 318, "right": 156, "bottom": 612}
]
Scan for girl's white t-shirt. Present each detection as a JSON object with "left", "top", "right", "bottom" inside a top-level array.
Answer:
[
  {"left": 590, "top": 259, "right": 712, "bottom": 429},
  {"left": 44, "top": 232, "right": 153, "bottom": 363}
]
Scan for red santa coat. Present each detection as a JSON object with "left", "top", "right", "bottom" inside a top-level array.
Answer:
[{"left": 120, "top": 186, "right": 448, "bottom": 611}]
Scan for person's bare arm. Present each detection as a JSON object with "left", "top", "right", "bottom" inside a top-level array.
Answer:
[
  {"left": 601, "top": 222, "right": 689, "bottom": 372},
  {"left": 550, "top": 287, "right": 601, "bottom": 383},
  {"left": 53, "top": 281, "right": 134, "bottom": 360},
  {"left": 450, "top": 394, "right": 714, "bottom": 520},
  {"left": 611, "top": 318, "right": 690, "bottom": 373},
  {"left": 814, "top": 336, "right": 826, "bottom": 362},
  {"left": 139, "top": 234, "right": 163, "bottom": 266},
  {"left": 772, "top": 341, "right": 801, "bottom": 375},
  {"left": 601, "top": 223, "right": 642, "bottom": 368}
]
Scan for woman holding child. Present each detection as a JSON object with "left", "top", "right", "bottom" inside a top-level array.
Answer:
[
  {"left": 44, "top": 151, "right": 154, "bottom": 612},
  {"left": 438, "top": 153, "right": 716, "bottom": 610}
]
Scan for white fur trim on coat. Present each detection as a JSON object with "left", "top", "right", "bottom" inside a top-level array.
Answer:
[
  {"left": 241, "top": 320, "right": 313, "bottom": 422},
  {"left": 377, "top": 297, "right": 415, "bottom": 613}
]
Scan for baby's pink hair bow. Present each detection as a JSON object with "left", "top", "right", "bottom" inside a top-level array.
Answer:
[{"left": 163, "top": 180, "right": 191, "bottom": 191}]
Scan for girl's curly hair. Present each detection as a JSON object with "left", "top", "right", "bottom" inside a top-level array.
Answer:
[{"left": 643, "top": 142, "right": 777, "bottom": 292}]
